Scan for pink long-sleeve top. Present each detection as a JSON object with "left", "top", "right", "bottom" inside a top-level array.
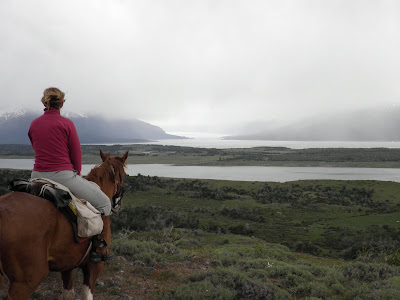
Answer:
[{"left": 28, "top": 109, "right": 82, "bottom": 175}]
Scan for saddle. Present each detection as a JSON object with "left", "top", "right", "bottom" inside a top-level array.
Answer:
[{"left": 8, "top": 178, "right": 103, "bottom": 243}]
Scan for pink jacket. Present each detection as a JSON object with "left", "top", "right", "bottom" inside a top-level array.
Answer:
[{"left": 28, "top": 109, "right": 82, "bottom": 175}]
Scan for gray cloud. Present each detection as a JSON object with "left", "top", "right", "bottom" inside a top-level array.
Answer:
[{"left": 0, "top": 0, "right": 399, "bottom": 134}]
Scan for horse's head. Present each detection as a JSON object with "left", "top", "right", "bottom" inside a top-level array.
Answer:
[{"left": 86, "top": 149, "right": 129, "bottom": 213}]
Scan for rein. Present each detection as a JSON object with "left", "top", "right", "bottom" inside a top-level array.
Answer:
[{"left": 77, "top": 241, "right": 93, "bottom": 267}]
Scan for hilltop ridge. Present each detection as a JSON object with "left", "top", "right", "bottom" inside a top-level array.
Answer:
[{"left": 225, "top": 107, "right": 400, "bottom": 141}]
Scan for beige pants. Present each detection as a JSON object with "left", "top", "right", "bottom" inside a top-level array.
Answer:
[{"left": 31, "top": 170, "right": 112, "bottom": 216}]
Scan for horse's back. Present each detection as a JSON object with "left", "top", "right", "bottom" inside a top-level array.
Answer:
[
  {"left": 0, "top": 192, "right": 60, "bottom": 254},
  {"left": 0, "top": 191, "right": 59, "bottom": 232}
]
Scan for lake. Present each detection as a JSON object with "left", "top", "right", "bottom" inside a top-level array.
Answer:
[{"left": 1, "top": 159, "right": 399, "bottom": 183}]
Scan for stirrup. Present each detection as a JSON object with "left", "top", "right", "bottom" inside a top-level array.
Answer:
[{"left": 89, "top": 249, "right": 114, "bottom": 263}]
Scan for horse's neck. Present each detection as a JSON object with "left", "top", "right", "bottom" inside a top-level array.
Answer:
[{"left": 86, "top": 165, "right": 115, "bottom": 199}]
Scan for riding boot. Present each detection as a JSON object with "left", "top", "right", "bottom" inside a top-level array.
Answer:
[{"left": 90, "top": 215, "right": 113, "bottom": 263}]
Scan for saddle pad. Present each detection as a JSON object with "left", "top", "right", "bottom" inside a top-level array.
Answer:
[{"left": 9, "top": 178, "right": 71, "bottom": 209}]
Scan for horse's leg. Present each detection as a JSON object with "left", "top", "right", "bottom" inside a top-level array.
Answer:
[
  {"left": 60, "top": 270, "right": 75, "bottom": 300},
  {"left": 81, "top": 216, "right": 111, "bottom": 299},
  {"left": 6, "top": 265, "right": 48, "bottom": 300},
  {"left": 6, "top": 282, "right": 43, "bottom": 300},
  {"left": 82, "top": 262, "right": 104, "bottom": 300},
  {"left": 4, "top": 251, "right": 49, "bottom": 300}
]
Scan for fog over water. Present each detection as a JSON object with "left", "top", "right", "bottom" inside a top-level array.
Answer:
[{"left": 139, "top": 138, "right": 400, "bottom": 149}]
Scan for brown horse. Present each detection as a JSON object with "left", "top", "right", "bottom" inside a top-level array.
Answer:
[{"left": 0, "top": 150, "right": 128, "bottom": 299}]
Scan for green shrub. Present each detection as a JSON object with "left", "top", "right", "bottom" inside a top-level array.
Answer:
[
  {"left": 293, "top": 241, "right": 322, "bottom": 256},
  {"left": 229, "top": 223, "right": 253, "bottom": 235},
  {"left": 217, "top": 255, "right": 238, "bottom": 267},
  {"left": 387, "top": 249, "right": 400, "bottom": 266},
  {"left": 309, "top": 282, "right": 332, "bottom": 299},
  {"left": 344, "top": 281, "right": 400, "bottom": 300},
  {"left": 0, "top": 169, "right": 31, "bottom": 186},
  {"left": 322, "top": 268, "right": 346, "bottom": 287},
  {"left": 331, "top": 283, "right": 346, "bottom": 296},
  {"left": 264, "top": 262, "right": 314, "bottom": 282},
  {"left": 342, "top": 262, "right": 396, "bottom": 283},
  {"left": 237, "top": 259, "right": 276, "bottom": 271},
  {"left": 253, "top": 243, "right": 295, "bottom": 261},
  {"left": 388, "top": 276, "right": 400, "bottom": 288},
  {"left": 0, "top": 187, "right": 9, "bottom": 196},
  {"left": 175, "top": 238, "right": 202, "bottom": 249},
  {"left": 159, "top": 281, "right": 236, "bottom": 300},
  {"left": 220, "top": 206, "right": 265, "bottom": 222}
]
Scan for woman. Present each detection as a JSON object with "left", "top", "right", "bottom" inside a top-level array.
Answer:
[{"left": 29, "top": 87, "right": 112, "bottom": 261}]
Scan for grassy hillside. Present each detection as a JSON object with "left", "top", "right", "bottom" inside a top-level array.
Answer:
[
  {"left": 0, "top": 170, "right": 399, "bottom": 299},
  {"left": 118, "top": 175, "right": 400, "bottom": 259}
]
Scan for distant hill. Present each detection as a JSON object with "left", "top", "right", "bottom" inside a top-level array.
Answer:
[
  {"left": 224, "top": 107, "right": 400, "bottom": 141},
  {"left": 0, "top": 108, "right": 185, "bottom": 144}
]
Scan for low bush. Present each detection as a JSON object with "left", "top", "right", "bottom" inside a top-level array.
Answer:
[
  {"left": 342, "top": 262, "right": 397, "bottom": 283},
  {"left": 0, "top": 187, "right": 9, "bottom": 196},
  {"left": 159, "top": 281, "right": 236, "bottom": 300},
  {"left": 111, "top": 236, "right": 182, "bottom": 267},
  {"left": 387, "top": 249, "right": 400, "bottom": 266},
  {"left": 182, "top": 268, "right": 291, "bottom": 300},
  {"left": 0, "top": 169, "right": 31, "bottom": 186},
  {"left": 344, "top": 281, "right": 400, "bottom": 300},
  {"left": 111, "top": 205, "right": 199, "bottom": 232}
]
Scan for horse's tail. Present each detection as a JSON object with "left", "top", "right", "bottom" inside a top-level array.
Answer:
[
  {"left": 0, "top": 265, "right": 7, "bottom": 294},
  {"left": 0, "top": 226, "right": 9, "bottom": 295}
]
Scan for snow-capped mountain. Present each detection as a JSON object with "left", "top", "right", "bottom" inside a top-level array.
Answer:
[
  {"left": 0, "top": 105, "right": 32, "bottom": 120},
  {"left": 62, "top": 110, "right": 89, "bottom": 119},
  {"left": 0, "top": 107, "right": 184, "bottom": 144}
]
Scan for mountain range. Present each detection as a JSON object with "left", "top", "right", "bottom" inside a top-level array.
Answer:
[
  {"left": 225, "top": 107, "right": 400, "bottom": 141},
  {"left": 0, "top": 107, "right": 184, "bottom": 144}
]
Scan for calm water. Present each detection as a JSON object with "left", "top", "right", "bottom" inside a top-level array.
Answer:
[{"left": 1, "top": 159, "right": 399, "bottom": 183}]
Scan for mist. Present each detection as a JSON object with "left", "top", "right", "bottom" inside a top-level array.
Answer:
[{"left": 0, "top": 0, "right": 399, "bottom": 135}]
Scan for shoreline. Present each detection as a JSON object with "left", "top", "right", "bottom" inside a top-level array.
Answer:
[{"left": 2, "top": 164, "right": 400, "bottom": 183}]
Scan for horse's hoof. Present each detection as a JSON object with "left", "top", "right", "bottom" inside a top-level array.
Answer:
[{"left": 59, "top": 288, "right": 75, "bottom": 300}]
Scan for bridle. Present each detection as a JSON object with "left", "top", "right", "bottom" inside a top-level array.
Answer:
[{"left": 110, "top": 164, "right": 125, "bottom": 213}]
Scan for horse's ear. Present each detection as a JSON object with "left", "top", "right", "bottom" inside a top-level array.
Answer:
[
  {"left": 99, "top": 149, "right": 108, "bottom": 162},
  {"left": 122, "top": 151, "right": 129, "bottom": 163}
]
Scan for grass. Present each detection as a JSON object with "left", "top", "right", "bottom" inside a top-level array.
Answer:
[
  {"left": 325, "top": 212, "right": 400, "bottom": 227},
  {"left": 1, "top": 169, "right": 400, "bottom": 299}
]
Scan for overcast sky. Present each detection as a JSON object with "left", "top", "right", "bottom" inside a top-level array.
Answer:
[{"left": 0, "top": 0, "right": 399, "bottom": 134}]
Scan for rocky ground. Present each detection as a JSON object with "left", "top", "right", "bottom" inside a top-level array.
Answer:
[{"left": 0, "top": 255, "right": 211, "bottom": 300}]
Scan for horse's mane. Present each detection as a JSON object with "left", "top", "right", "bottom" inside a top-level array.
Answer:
[{"left": 85, "top": 154, "right": 127, "bottom": 186}]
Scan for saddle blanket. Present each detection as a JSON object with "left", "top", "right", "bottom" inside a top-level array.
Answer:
[{"left": 9, "top": 178, "right": 103, "bottom": 238}]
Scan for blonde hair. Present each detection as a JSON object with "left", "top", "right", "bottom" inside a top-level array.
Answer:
[{"left": 41, "top": 87, "right": 65, "bottom": 109}]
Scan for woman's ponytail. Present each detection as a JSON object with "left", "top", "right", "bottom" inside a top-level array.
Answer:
[{"left": 41, "top": 87, "right": 65, "bottom": 109}]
